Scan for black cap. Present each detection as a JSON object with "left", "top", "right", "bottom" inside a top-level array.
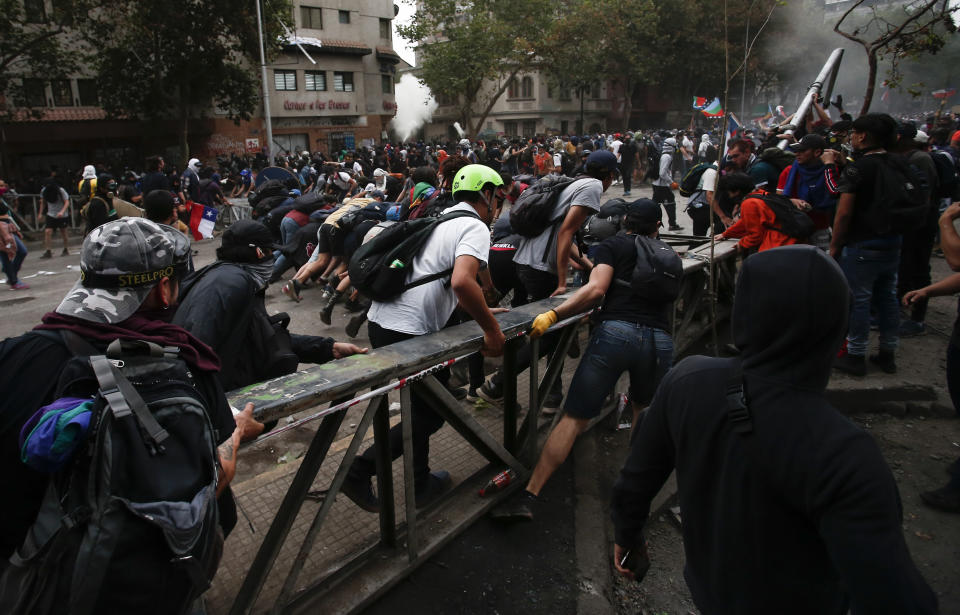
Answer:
[
  {"left": 789, "top": 134, "right": 828, "bottom": 152},
  {"left": 221, "top": 219, "right": 281, "bottom": 251},
  {"left": 624, "top": 198, "right": 662, "bottom": 223}
]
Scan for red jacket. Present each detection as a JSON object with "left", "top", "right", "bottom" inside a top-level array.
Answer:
[{"left": 721, "top": 191, "right": 798, "bottom": 252}]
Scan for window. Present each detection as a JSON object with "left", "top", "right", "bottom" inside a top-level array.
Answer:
[
  {"left": 77, "top": 79, "right": 97, "bottom": 106},
  {"left": 338, "top": 10, "right": 350, "bottom": 23},
  {"left": 503, "top": 121, "right": 517, "bottom": 136},
  {"left": 507, "top": 77, "right": 518, "bottom": 99},
  {"left": 379, "top": 18, "right": 391, "bottom": 39},
  {"left": 591, "top": 82, "right": 601, "bottom": 99},
  {"left": 381, "top": 75, "right": 393, "bottom": 94},
  {"left": 521, "top": 76, "right": 533, "bottom": 99},
  {"left": 274, "top": 133, "right": 309, "bottom": 156},
  {"left": 22, "top": 79, "right": 46, "bottom": 107},
  {"left": 560, "top": 120, "right": 568, "bottom": 134},
  {"left": 24, "top": 0, "right": 46, "bottom": 22},
  {"left": 558, "top": 87, "right": 571, "bottom": 101},
  {"left": 300, "top": 6, "right": 322, "bottom": 29},
  {"left": 274, "top": 70, "right": 296, "bottom": 91},
  {"left": 51, "top": 80, "right": 73, "bottom": 106},
  {"left": 305, "top": 71, "right": 326, "bottom": 91},
  {"left": 522, "top": 120, "right": 536, "bottom": 137},
  {"left": 333, "top": 72, "right": 353, "bottom": 92}
]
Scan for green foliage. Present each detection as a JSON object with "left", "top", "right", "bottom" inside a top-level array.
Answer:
[
  {"left": 0, "top": 0, "right": 87, "bottom": 117},
  {"left": 834, "top": 0, "right": 957, "bottom": 114},
  {"left": 88, "top": 0, "right": 291, "bottom": 158},
  {"left": 398, "top": 0, "right": 554, "bottom": 135}
]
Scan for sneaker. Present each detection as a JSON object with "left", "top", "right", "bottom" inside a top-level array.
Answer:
[
  {"left": 476, "top": 378, "right": 503, "bottom": 404},
  {"left": 320, "top": 286, "right": 334, "bottom": 301},
  {"left": 61, "top": 248, "right": 70, "bottom": 256},
  {"left": 899, "top": 320, "right": 925, "bottom": 337},
  {"left": 869, "top": 350, "right": 897, "bottom": 374},
  {"left": 542, "top": 393, "right": 563, "bottom": 415},
  {"left": 281, "top": 280, "right": 302, "bottom": 303},
  {"left": 466, "top": 388, "right": 481, "bottom": 403},
  {"left": 833, "top": 353, "right": 866, "bottom": 377},
  {"left": 622, "top": 191, "right": 632, "bottom": 197},
  {"left": 920, "top": 485, "right": 960, "bottom": 513},
  {"left": 10, "top": 281, "right": 29, "bottom": 290},
  {"left": 490, "top": 490, "right": 538, "bottom": 523},
  {"left": 668, "top": 225, "right": 683, "bottom": 232},
  {"left": 40, "top": 250, "right": 52, "bottom": 259},
  {"left": 344, "top": 298, "right": 363, "bottom": 312},
  {"left": 340, "top": 474, "right": 380, "bottom": 513},
  {"left": 415, "top": 470, "right": 453, "bottom": 508}
]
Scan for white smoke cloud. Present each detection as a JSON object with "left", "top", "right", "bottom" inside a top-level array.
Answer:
[{"left": 390, "top": 74, "right": 439, "bottom": 142}]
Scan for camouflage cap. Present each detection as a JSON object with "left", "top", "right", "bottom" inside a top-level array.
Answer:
[{"left": 56, "top": 218, "right": 191, "bottom": 324}]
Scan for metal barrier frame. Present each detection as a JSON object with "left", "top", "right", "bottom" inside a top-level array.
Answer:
[{"left": 224, "top": 236, "right": 739, "bottom": 615}]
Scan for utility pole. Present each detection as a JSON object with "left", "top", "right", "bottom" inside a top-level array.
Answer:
[{"left": 255, "top": 0, "right": 274, "bottom": 162}]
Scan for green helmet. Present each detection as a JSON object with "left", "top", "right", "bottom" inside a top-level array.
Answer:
[{"left": 451, "top": 164, "right": 503, "bottom": 196}]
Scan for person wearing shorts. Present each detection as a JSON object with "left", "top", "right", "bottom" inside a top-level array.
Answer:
[
  {"left": 40, "top": 183, "right": 71, "bottom": 258},
  {"left": 493, "top": 198, "right": 678, "bottom": 522}
]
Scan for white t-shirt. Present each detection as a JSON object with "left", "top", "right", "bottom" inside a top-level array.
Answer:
[
  {"left": 512, "top": 177, "right": 603, "bottom": 273},
  {"left": 352, "top": 161, "right": 363, "bottom": 175},
  {"left": 367, "top": 203, "right": 490, "bottom": 335},
  {"left": 688, "top": 167, "right": 718, "bottom": 208},
  {"left": 681, "top": 136, "right": 694, "bottom": 161},
  {"left": 701, "top": 167, "right": 718, "bottom": 193},
  {"left": 610, "top": 140, "right": 623, "bottom": 160}
]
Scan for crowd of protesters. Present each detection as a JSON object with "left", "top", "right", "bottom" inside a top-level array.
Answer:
[{"left": 0, "top": 95, "right": 959, "bottom": 614}]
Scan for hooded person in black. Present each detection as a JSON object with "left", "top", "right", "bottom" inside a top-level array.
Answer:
[{"left": 610, "top": 245, "right": 936, "bottom": 615}]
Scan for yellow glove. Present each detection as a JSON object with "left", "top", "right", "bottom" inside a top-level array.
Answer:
[{"left": 530, "top": 310, "right": 559, "bottom": 339}]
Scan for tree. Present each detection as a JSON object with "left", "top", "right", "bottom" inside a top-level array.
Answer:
[
  {"left": 835, "top": 0, "right": 957, "bottom": 116},
  {"left": 0, "top": 0, "right": 92, "bottom": 175},
  {"left": 89, "top": 0, "right": 290, "bottom": 162},
  {"left": 398, "top": 0, "right": 553, "bottom": 138},
  {"left": 0, "top": 0, "right": 88, "bottom": 117}
]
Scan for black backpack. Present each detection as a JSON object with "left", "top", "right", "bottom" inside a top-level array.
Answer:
[
  {"left": 0, "top": 332, "right": 223, "bottom": 615},
  {"left": 645, "top": 141, "right": 661, "bottom": 180},
  {"left": 867, "top": 154, "right": 929, "bottom": 236},
  {"left": 678, "top": 162, "right": 716, "bottom": 197},
  {"left": 756, "top": 194, "right": 815, "bottom": 239},
  {"left": 509, "top": 174, "right": 578, "bottom": 237},
  {"left": 616, "top": 235, "right": 683, "bottom": 303},
  {"left": 348, "top": 210, "right": 480, "bottom": 302},
  {"left": 930, "top": 149, "right": 959, "bottom": 200},
  {"left": 248, "top": 179, "right": 288, "bottom": 209}
]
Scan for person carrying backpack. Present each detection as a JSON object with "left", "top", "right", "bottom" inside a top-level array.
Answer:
[
  {"left": 0, "top": 218, "right": 259, "bottom": 614},
  {"left": 40, "top": 182, "right": 71, "bottom": 258},
  {"left": 339, "top": 165, "right": 506, "bottom": 513},
  {"left": 831, "top": 113, "right": 928, "bottom": 377},
  {"left": 715, "top": 173, "right": 809, "bottom": 253},
  {"left": 776, "top": 134, "right": 841, "bottom": 251},
  {"left": 493, "top": 199, "right": 681, "bottom": 522},
  {"left": 477, "top": 150, "right": 617, "bottom": 410}
]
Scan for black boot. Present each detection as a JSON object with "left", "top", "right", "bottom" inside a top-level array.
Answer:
[
  {"left": 869, "top": 348, "right": 897, "bottom": 374},
  {"left": 320, "top": 291, "right": 343, "bottom": 325},
  {"left": 346, "top": 310, "right": 368, "bottom": 338}
]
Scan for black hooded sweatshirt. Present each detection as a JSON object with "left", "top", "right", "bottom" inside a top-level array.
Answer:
[{"left": 611, "top": 245, "right": 936, "bottom": 615}]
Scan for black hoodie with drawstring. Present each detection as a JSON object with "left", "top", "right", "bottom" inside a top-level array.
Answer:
[{"left": 611, "top": 245, "right": 936, "bottom": 615}]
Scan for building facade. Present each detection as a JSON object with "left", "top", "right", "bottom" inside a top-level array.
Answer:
[{"left": 0, "top": 0, "right": 403, "bottom": 185}]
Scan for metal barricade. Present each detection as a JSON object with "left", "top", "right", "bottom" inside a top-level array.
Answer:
[{"left": 221, "top": 237, "right": 739, "bottom": 615}]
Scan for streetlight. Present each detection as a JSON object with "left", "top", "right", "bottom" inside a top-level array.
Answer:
[{"left": 255, "top": 0, "right": 274, "bottom": 161}]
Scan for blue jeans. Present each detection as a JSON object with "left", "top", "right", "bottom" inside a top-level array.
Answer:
[
  {"left": 564, "top": 320, "right": 673, "bottom": 419},
  {"left": 272, "top": 217, "right": 301, "bottom": 278},
  {"left": 840, "top": 242, "right": 900, "bottom": 356},
  {"left": 1, "top": 236, "right": 27, "bottom": 284}
]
